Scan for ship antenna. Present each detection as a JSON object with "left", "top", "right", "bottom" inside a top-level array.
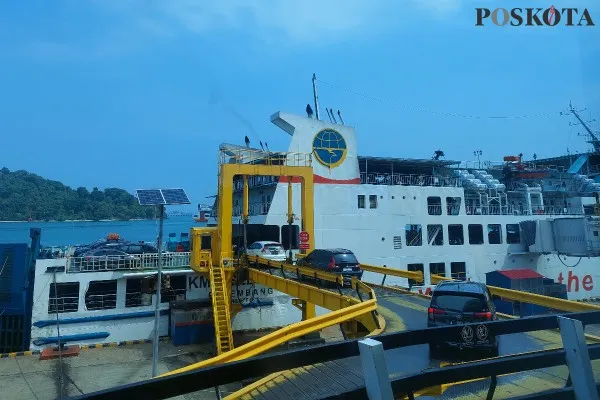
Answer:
[
  {"left": 312, "top": 73, "right": 320, "bottom": 121},
  {"left": 330, "top": 108, "right": 338, "bottom": 124},
  {"left": 326, "top": 108, "right": 333, "bottom": 123},
  {"left": 337, "top": 110, "right": 345, "bottom": 125},
  {"left": 569, "top": 102, "right": 600, "bottom": 153}
]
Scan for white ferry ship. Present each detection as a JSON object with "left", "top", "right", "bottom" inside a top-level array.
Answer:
[
  {"left": 29, "top": 247, "right": 279, "bottom": 351},
  {"left": 23, "top": 100, "right": 600, "bottom": 351},
  {"left": 210, "top": 104, "right": 600, "bottom": 301}
]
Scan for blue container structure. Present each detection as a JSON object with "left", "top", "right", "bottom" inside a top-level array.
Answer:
[
  {"left": 485, "top": 269, "right": 567, "bottom": 317},
  {"left": 0, "top": 228, "right": 40, "bottom": 353},
  {"left": 169, "top": 301, "right": 214, "bottom": 346}
]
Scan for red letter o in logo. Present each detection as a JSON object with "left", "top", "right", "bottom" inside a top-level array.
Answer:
[{"left": 491, "top": 8, "right": 509, "bottom": 26}]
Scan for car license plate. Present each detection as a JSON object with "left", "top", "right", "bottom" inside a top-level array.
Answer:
[{"left": 343, "top": 267, "right": 352, "bottom": 272}]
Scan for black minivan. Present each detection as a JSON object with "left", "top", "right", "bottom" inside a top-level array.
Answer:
[
  {"left": 427, "top": 280, "right": 499, "bottom": 357},
  {"left": 296, "top": 248, "right": 363, "bottom": 285}
]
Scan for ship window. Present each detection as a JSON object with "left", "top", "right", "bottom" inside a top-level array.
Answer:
[
  {"left": 48, "top": 282, "right": 80, "bottom": 313},
  {"left": 161, "top": 275, "right": 186, "bottom": 303},
  {"left": 427, "top": 224, "right": 444, "bottom": 245},
  {"left": 405, "top": 224, "right": 422, "bottom": 246},
  {"left": 358, "top": 195, "right": 365, "bottom": 209},
  {"left": 451, "top": 262, "right": 466, "bottom": 280},
  {"left": 369, "top": 195, "right": 378, "bottom": 209},
  {"left": 448, "top": 224, "right": 464, "bottom": 245},
  {"left": 594, "top": 231, "right": 599, "bottom": 237},
  {"left": 506, "top": 224, "right": 521, "bottom": 244},
  {"left": 393, "top": 236, "right": 402, "bottom": 249},
  {"left": 126, "top": 278, "right": 143, "bottom": 307},
  {"left": 427, "top": 197, "right": 442, "bottom": 215},
  {"left": 429, "top": 262, "right": 445, "bottom": 277},
  {"left": 281, "top": 225, "right": 299, "bottom": 249},
  {"left": 468, "top": 224, "right": 484, "bottom": 245},
  {"left": 407, "top": 263, "right": 423, "bottom": 286},
  {"left": 85, "top": 280, "right": 117, "bottom": 310},
  {"left": 446, "top": 197, "right": 461, "bottom": 215},
  {"left": 487, "top": 224, "right": 502, "bottom": 244}
]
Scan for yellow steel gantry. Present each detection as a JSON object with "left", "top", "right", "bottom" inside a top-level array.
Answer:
[{"left": 185, "top": 149, "right": 378, "bottom": 359}]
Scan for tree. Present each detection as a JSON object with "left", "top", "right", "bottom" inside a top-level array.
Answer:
[{"left": 0, "top": 167, "right": 153, "bottom": 221}]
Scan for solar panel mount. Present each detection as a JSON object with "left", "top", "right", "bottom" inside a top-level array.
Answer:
[{"left": 136, "top": 188, "right": 190, "bottom": 206}]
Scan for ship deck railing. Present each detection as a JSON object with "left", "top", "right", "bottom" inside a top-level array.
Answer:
[
  {"left": 219, "top": 148, "right": 312, "bottom": 168},
  {"left": 465, "top": 205, "right": 585, "bottom": 216},
  {"left": 360, "top": 172, "right": 460, "bottom": 187},
  {"left": 232, "top": 202, "right": 271, "bottom": 217},
  {"left": 66, "top": 252, "right": 192, "bottom": 273}
]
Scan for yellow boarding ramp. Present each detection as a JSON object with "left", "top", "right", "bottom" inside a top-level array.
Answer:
[{"left": 158, "top": 273, "right": 382, "bottom": 378}]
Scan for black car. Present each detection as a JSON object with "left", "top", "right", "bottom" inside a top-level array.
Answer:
[
  {"left": 427, "top": 281, "right": 499, "bottom": 357},
  {"left": 296, "top": 248, "right": 363, "bottom": 285},
  {"left": 74, "top": 241, "right": 158, "bottom": 257}
]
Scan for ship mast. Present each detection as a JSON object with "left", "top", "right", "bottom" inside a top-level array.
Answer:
[
  {"left": 570, "top": 102, "right": 600, "bottom": 153},
  {"left": 312, "top": 73, "right": 320, "bottom": 121}
]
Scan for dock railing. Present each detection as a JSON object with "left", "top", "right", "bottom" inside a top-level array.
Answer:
[
  {"left": 66, "top": 252, "right": 191, "bottom": 273},
  {"left": 70, "top": 311, "right": 600, "bottom": 400}
]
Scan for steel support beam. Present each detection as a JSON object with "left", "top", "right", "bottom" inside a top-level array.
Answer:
[{"left": 558, "top": 316, "right": 599, "bottom": 400}]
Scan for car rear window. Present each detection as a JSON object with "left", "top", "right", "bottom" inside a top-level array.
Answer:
[
  {"left": 333, "top": 253, "right": 358, "bottom": 264},
  {"left": 264, "top": 244, "right": 284, "bottom": 250},
  {"left": 431, "top": 293, "right": 486, "bottom": 313}
]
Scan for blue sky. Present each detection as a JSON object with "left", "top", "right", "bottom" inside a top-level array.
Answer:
[{"left": 1, "top": 0, "right": 598, "bottom": 210}]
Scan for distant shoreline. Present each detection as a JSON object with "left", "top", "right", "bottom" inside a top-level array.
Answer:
[{"left": 0, "top": 218, "right": 157, "bottom": 224}]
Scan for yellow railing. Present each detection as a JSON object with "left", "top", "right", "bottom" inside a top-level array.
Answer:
[{"left": 247, "top": 255, "right": 350, "bottom": 286}]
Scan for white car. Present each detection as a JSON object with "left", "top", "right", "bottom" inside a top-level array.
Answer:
[{"left": 246, "top": 241, "right": 287, "bottom": 262}]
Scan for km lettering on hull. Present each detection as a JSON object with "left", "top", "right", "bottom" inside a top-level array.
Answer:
[
  {"left": 476, "top": 7, "right": 594, "bottom": 26},
  {"left": 188, "top": 276, "right": 274, "bottom": 296}
]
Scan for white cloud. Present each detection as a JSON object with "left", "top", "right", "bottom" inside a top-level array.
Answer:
[{"left": 23, "top": 0, "right": 466, "bottom": 59}]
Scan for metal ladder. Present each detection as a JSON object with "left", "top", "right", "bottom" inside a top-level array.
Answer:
[{"left": 209, "top": 260, "right": 234, "bottom": 354}]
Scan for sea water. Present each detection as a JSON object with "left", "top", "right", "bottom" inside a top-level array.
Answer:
[
  {"left": 0, "top": 216, "right": 201, "bottom": 246},
  {"left": 0, "top": 216, "right": 308, "bottom": 327}
]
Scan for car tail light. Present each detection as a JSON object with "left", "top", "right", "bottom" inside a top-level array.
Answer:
[
  {"left": 474, "top": 311, "right": 493, "bottom": 320},
  {"left": 327, "top": 257, "right": 336, "bottom": 270},
  {"left": 428, "top": 307, "right": 445, "bottom": 316}
]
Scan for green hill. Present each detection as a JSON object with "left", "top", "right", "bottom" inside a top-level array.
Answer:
[{"left": 0, "top": 167, "right": 155, "bottom": 221}]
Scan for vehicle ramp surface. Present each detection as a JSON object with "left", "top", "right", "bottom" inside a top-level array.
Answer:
[{"left": 226, "top": 288, "right": 600, "bottom": 400}]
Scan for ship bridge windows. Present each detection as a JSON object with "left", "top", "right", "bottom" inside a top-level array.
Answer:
[
  {"left": 506, "top": 224, "right": 521, "bottom": 244},
  {"left": 487, "top": 224, "right": 502, "bottom": 244},
  {"left": 407, "top": 263, "right": 424, "bottom": 286},
  {"left": 451, "top": 262, "right": 466, "bottom": 280},
  {"left": 446, "top": 197, "right": 461, "bottom": 215},
  {"left": 448, "top": 224, "right": 464, "bottom": 245},
  {"left": 468, "top": 224, "right": 484, "bottom": 245},
  {"left": 281, "top": 225, "right": 300, "bottom": 249},
  {"left": 358, "top": 195, "right": 365, "bottom": 209},
  {"left": 427, "top": 224, "right": 444, "bottom": 246},
  {"left": 85, "top": 280, "right": 117, "bottom": 310},
  {"left": 369, "top": 195, "right": 378, "bottom": 209},
  {"left": 48, "top": 282, "right": 80, "bottom": 313},
  {"left": 429, "top": 262, "right": 445, "bottom": 277},
  {"left": 405, "top": 224, "right": 423, "bottom": 246},
  {"left": 427, "top": 197, "right": 442, "bottom": 215}
]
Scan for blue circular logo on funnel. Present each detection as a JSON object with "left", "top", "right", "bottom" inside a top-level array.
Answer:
[{"left": 312, "top": 128, "right": 347, "bottom": 168}]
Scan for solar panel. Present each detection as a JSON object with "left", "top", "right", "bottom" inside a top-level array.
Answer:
[
  {"left": 136, "top": 189, "right": 165, "bottom": 205},
  {"left": 161, "top": 188, "right": 190, "bottom": 205}
]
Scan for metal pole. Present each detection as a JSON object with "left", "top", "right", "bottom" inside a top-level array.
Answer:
[
  {"left": 312, "top": 73, "right": 320, "bottom": 121},
  {"left": 152, "top": 204, "right": 165, "bottom": 378},
  {"left": 557, "top": 316, "right": 599, "bottom": 400}
]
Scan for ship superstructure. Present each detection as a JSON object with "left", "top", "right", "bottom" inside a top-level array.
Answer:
[{"left": 210, "top": 105, "right": 600, "bottom": 301}]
